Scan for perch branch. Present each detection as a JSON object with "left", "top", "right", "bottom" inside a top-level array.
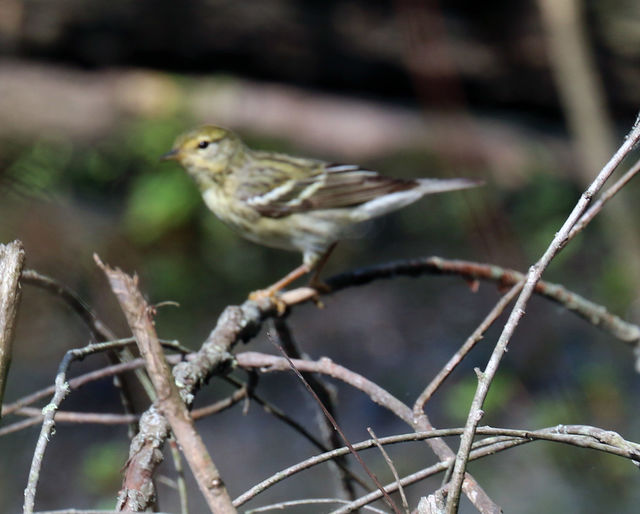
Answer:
[
  {"left": 31, "top": 248, "right": 631, "bottom": 512},
  {"left": 8, "top": 250, "right": 634, "bottom": 512},
  {"left": 323, "top": 257, "right": 640, "bottom": 347}
]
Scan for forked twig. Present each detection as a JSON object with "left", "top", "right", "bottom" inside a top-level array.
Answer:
[
  {"left": 445, "top": 114, "right": 640, "bottom": 513},
  {"left": 367, "top": 427, "right": 409, "bottom": 513}
]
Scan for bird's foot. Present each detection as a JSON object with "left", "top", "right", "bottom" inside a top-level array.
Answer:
[
  {"left": 249, "top": 288, "right": 288, "bottom": 315},
  {"left": 307, "top": 279, "right": 332, "bottom": 309}
]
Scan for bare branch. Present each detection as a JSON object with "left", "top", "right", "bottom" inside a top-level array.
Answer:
[
  {"left": 23, "top": 340, "right": 143, "bottom": 513},
  {"left": 444, "top": 113, "right": 640, "bottom": 513},
  {"left": 267, "top": 336, "right": 401, "bottom": 514},
  {"left": 245, "top": 498, "right": 387, "bottom": 513},
  {"left": 272, "top": 318, "right": 357, "bottom": 500},
  {"left": 21, "top": 269, "right": 152, "bottom": 429},
  {"left": 21, "top": 269, "right": 115, "bottom": 341},
  {"left": 167, "top": 437, "right": 189, "bottom": 514},
  {"left": 2, "top": 347, "right": 184, "bottom": 419},
  {"left": 222, "top": 375, "right": 373, "bottom": 493},
  {"left": 324, "top": 257, "right": 640, "bottom": 347},
  {"left": 569, "top": 157, "right": 640, "bottom": 240},
  {"left": 234, "top": 425, "right": 639, "bottom": 509},
  {"left": 237, "top": 352, "right": 412, "bottom": 423},
  {"left": 368, "top": 427, "right": 409, "bottom": 514},
  {"left": 13, "top": 407, "right": 138, "bottom": 425},
  {"left": 236, "top": 351, "right": 499, "bottom": 513},
  {"left": 0, "top": 240, "right": 25, "bottom": 418},
  {"left": 413, "top": 283, "right": 521, "bottom": 417},
  {"left": 0, "top": 416, "right": 42, "bottom": 437},
  {"left": 95, "top": 255, "right": 235, "bottom": 513}
]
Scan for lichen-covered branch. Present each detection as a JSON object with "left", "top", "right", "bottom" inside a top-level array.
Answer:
[{"left": 96, "top": 256, "right": 236, "bottom": 513}]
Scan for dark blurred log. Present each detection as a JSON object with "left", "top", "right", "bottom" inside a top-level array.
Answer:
[{"left": 0, "top": 60, "right": 572, "bottom": 186}]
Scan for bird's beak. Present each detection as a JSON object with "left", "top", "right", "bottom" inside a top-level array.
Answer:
[{"left": 160, "top": 148, "right": 180, "bottom": 161}]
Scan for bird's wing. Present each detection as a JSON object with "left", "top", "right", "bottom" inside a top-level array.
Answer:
[{"left": 243, "top": 163, "right": 419, "bottom": 219}]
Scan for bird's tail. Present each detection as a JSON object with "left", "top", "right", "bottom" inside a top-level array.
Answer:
[{"left": 352, "top": 176, "right": 483, "bottom": 221}]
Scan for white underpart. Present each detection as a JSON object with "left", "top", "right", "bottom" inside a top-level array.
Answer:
[{"left": 202, "top": 187, "right": 226, "bottom": 213}]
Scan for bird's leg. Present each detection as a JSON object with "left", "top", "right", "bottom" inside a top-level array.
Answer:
[
  {"left": 308, "top": 243, "right": 337, "bottom": 293},
  {"left": 249, "top": 262, "right": 313, "bottom": 306},
  {"left": 248, "top": 244, "right": 338, "bottom": 312}
]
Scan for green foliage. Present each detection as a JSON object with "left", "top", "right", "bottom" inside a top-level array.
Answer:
[
  {"left": 143, "top": 250, "right": 205, "bottom": 300},
  {"left": 443, "top": 372, "right": 518, "bottom": 422},
  {"left": 508, "top": 172, "right": 582, "bottom": 265},
  {"left": 120, "top": 117, "right": 187, "bottom": 162},
  {"left": 80, "top": 441, "right": 127, "bottom": 495},
  {"left": 124, "top": 167, "right": 200, "bottom": 244},
  {"left": 5, "top": 137, "right": 73, "bottom": 198},
  {"left": 595, "top": 254, "right": 636, "bottom": 313}
]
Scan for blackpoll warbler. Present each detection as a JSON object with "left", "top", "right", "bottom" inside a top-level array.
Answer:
[{"left": 162, "top": 125, "right": 482, "bottom": 298}]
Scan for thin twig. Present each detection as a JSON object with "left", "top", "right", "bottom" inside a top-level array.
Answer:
[
  {"left": 0, "top": 416, "right": 42, "bottom": 436},
  {"left": 568, "top": 156, "right": 640, "bottom": 239},
  {"left": 233, "top": 425, "right": 639, "bottom": 508},
  {"left": 444, "top": 113, "right": 640, "bottom": 514},
  {"left": 21, "top": 269, "right": 115, "bottom": 341},
  {"left": 168, "top": 437, "right": 189, "bottom": 514},
  {"left": 221, "top": 375, "right": 373, "bottom": 492},
  {"left": 272, "top": 318, "right": 357, "bottom": 500},
  {"left": 367, "top": 427, "right": 409, "bottom": 513},
  {"left": 2, "top": 347, "right": 184, "bottom": 419},
  {"left": 22, "top": 269, "right": 146, "bottom": 434},
  {"left": 237, "top": 351, "right": 497, "bottom": 512},
  {"left": 334, "top": 425, "right": 640, "bottom": 513},
  {"left": 238, "top": 352, "right": 413, "bottom": 425},
  {"left": 413, "top": 283, "right": 521, "bottom": 417},
  {"left": 22, "top": 339, "right": 144, "bottom": 514},
  {"left": 246, "top": 498, "right": 387, "bottom": 513},
  {"left": 32, "top": 510, "right": 175, "bottom": 514},
  {"left": 13, "top": 407, "right": 138, "bottom": 425},
  {"left": 191, "top": 383, "right": 249, "bottom": 419},
  {"left": 268, "top": 334, "right": 402, "bottom": 514}
]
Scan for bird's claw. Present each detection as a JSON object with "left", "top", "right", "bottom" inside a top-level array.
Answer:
[{"left": 249, "top": 288, "right": 288, "bottom": 315}]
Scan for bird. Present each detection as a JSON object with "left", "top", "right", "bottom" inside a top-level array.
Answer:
[{"left": 162, "top": 124, "right": 482, "bottom": 300}]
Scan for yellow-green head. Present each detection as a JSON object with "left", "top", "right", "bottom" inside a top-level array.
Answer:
[{"left": 161, "top": 125, "right": 242, "bottom": 177}]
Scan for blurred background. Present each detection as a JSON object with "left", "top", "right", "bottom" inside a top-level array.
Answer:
[{"left": 1, "top": 0, "right": 639, "bottom": 512}]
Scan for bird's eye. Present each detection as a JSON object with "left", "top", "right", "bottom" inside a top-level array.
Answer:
[{"left": 197, "top": 140, "right": 210, "bottom": 149}]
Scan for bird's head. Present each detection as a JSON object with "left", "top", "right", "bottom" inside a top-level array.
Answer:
[{"left": 161, "top": 125, "right": 241, "bottom": 175}]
